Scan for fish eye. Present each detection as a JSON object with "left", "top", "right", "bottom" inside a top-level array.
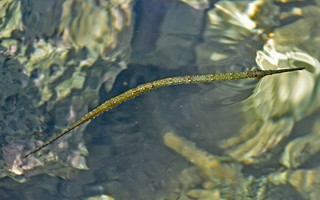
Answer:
[{"left": 251, "top": 69, "right": 262, "bottom": 79}]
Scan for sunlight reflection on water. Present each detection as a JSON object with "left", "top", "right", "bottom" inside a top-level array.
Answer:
[{"left": 1, "top": 0, "right": 320, "bottom": 200}]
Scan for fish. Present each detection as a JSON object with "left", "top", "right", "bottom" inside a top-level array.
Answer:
[{"left": 24, "top": 67, "right": 304, "bottom": 158}]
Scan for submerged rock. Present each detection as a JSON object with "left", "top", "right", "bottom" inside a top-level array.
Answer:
[{"left": 0, "top": 0, "right": 133, "bottom": 181}]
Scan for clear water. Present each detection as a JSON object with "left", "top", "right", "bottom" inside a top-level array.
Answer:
[{"left": 1, "top": 0, "right": 320, "bottom": 200}]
